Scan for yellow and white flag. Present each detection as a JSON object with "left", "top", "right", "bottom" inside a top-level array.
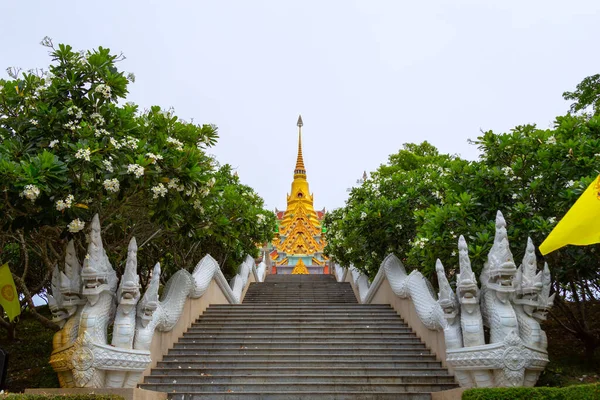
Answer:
[
  {"left": 0, "top": 263, "right": 20, "bottom": 322},
  {"left": 540, "top": 175, "right": 600, "bottom": 255}
]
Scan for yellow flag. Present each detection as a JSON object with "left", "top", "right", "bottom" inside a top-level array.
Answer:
[
  {"left": 0, "top": 263, "right": 20, "bottom": 322},
  {"left": 540, "top": 175, "right": 600, "bottom": 255}
]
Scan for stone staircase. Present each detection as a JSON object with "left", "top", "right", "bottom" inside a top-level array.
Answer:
[{"left": 140, "top": 274, "right": 457, "bottom": 399}]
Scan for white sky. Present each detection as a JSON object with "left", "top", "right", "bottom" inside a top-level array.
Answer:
[{"left": 1, "top": 1, "right": 599, "bottom": 211}]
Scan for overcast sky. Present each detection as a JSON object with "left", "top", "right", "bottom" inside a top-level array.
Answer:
[{"left": 1, "top": 1, "right": 599, "bottom": 211}]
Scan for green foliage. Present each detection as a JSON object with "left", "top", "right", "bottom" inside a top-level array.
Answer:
[
  {"left": 462, "top": 383, "right": 600, "bottom": 400},
  {"left": 323, "top": 75, "right": 600, "bottom": 358},
  {"left": 563, "top": 74, "right": 600, "bottom": 116},
  {"left": 0, "top": 38, "right": 276, "bottom": 333}
]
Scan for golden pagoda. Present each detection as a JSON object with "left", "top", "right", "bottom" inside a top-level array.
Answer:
[{"left": 270, "top": 115, "right": 328, "bottom": 274}]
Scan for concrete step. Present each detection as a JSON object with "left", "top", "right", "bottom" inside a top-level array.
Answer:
[
  {"left": 140, "top": 382, "right": 458, "bottom": 393},
  {"left": 196, "top": 316, "right": 403, "bottom": 322},
  {"left": 172, "top": 342, "right": 427, "bottom": 349},
  {"left": 166, "top": 348, "right": 434, "bottom": 356},
  {"left": 145, "top": 374, "right": 456, "bottom": 385},
  {"left": 150, "top": 366, "right": 450, "bottom": 377},
  {"left": 177, "top": 335, "right": 423, "bottom": 343},
  {"left": 155, "top": 360, "right": 444, "bottom": 369},
  {"left": 206, "top": 305, "right": 390, "bottom": 310},
  {"left": 161, "top": 354, "right": 437, "bottom": 362},
  {"left": 166, "top": 392, "right": 433, "bottom": 400}
]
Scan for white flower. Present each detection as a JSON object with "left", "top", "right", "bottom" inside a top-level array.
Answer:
[
  {"left": 64, "top": 121, "right": 77, "bottom": 131},
  {"left": 55, "top": 200, "right": 67, "bottom": 211},
  {"left": 166, "top": 137, "right": 184, "bottom": 151},
  {"left": 56, "top": 194, "right": 75, "bottom": 210},
  {"left": 90, "top": 113, "right": 105, "bottom": 126},
  {"left": 208, "top": 177, "right": 216, "bottom": 187},
  {"left": 151, "top": 183, "right": 167, "bottom": 199},
  {"left": 167, "top": 178, "right": 184, "bottom": 191},
  {"left": 20, "top": 184, "right": 40, "bottom": 201},
  {"left": 94, "top": 84, "right": 112, "bottom": 99},
  {"left": 109, "top": 137, "right": 123, "bottom": 149},
  {"left": 67, "top": 218, "right": 85, "bottom": 233},
  {"left": 122, "top": 136, "right": 138, "bottom": 150},
  {"left": 546, "top": 136, "right": 557, "bottom": 145},
  {"left": 396, "top": 224, "right": 403, "bottom": 230},
  {"left": 67, "top": 106, "right": 82, "bottom": 120},
  {"left": 31, "top": 119, "right": 38, "bottom": 126},
  {"left": 49, "top": 139, "right": 59, "bottom": 148},
  {"left": 103, "top": 178, "right": 120, "bottom": 193},
  {"left": 193, "top": 199, "right": 204, "bottom": 212},
  {"left": 145, "top": 152, "right": 163, "bottom": 164},
  {"left": 75, "top": 148, "right": 91, "bottom": 161},
  {"left": 257, "top": 214, "right": 266, "bottom": 223},
  {"left": 360, "top": 211, "right": 367, "bottom": 220},
  {"left": 451, "top": 250, "right": 457, "bottom": 257},
  {"left": 102, "top": 159, "right": 114, "bottom": 172},
  {"left": 548, "top": 217, "right": 557, "bottom": 224},
  {"left": 501, "top": 166, "right": 513, "bottom": 176},
  {"left": 565, "top": 180, "right": 575, "bottom": 188},
  {"left": 512, "top": 193, "right": 518, "bottom": 199},
  {"left": 127, "top": 164, "right": 145, "bottom": 178}
]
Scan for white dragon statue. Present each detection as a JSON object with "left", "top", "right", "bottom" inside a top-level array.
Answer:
[
  {"left": 49, "top": 214, "right": 259, "bottom": 388},
  {"left": 335, "top": 210, "right": 554, "bottom": 388}
]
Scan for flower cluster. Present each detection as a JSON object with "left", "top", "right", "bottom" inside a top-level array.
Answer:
[
  {"left": 90, "top": 113, "right": 105, "bottom": 126},
  {"left": 145, "top": 152, "right": 163, "bottom": 164},
  {"left": 94, "top": 128, "right": 109, "bottom": 137},
  {"left": 167, "top": 177, "right": 185, "bottom": 191},
  {"left": 56, "top": 194, "right": 75, "bottom": 211},
  {"left": 166, "top": 137, "right": 184, "bottom": 151},
  {"left": 75, "top": 148, "right": 91, "bottom": 161},
  {"left": 103, "top": 178, "right": 120, "bottom": 193},
  {"left": 94, "top": 84, "right": 112, "bottom": 99},
  {"left": 102, "top": 159, "right": 114, "bottom": 172},
  {"left": 67, "top": 218, "right": 85, "bottom": 233},
  {"left": 67, "top": 106, "right": 83, "bottom": 120},
  {"left": 20, "top": 184, "right": 41, "bottom": 202},
  {"left": 257, "top": 214, "right": 266, "bottom": 223},
  {"left": 127, "top": 164, "right": 144, "bottom": 178},
  {"left": 151, "top": 183, "right": 167, "bottom": 199}
]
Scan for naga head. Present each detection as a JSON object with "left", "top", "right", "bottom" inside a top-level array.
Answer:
[
  {"left": 48, "top": 265, "right": 69, "bottom": 326},
  {"left": 513, "top": 238, "right": 543, "bottom": 316},
  {"left": 533, "top": 262, "right": 555, "bottom": 321},
  {"left": 81, "top": 214, "right": 118, "bottom": 306},
  {"left": 436, "top": 259, "right": 458, "bottom": 323},
  {"left": 116, "top": 238, "right": 141, "bottom": 314},
  {"left": 456, "top": 235, "right": 480, "bottom": 314},
  {"left": 482, "top": 211, "right": 517, "bottom": 301},
  {"left": 59, "top": 240, "right": 86, "bottom": 315},
  {"left": 137, "top": 262, "right": 160, "bottom": 328}
]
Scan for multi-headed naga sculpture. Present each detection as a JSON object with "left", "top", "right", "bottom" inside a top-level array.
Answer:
[
  {"left": 49, "top": 214, "right": 257, "bottom": 388},
  {"left": 337, "top": 211, "right": 555, "bottom": 388}
]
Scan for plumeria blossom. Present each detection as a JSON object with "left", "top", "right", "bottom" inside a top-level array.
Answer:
[
  {"left": 55, "top": 194, "right": 75, "bottom": 211},
  {"left": 546, "top": 136, "right": 557, "bottom": 145},
  {"left": 103, "top": 178, "right": 120, "bottom": 193},
  {"left": 145, "top": 152, "right": 163, "bottom": 164},
  {"left": 75, "top": 148, "right": 91, "bottom": 161},
  {"left": 167, "top": 177, "right": 185, "bottom": 191},
  {"left": 95, "top": 128, "right": 109, "bottom": 137},
  {"left": 67, "top": 218, "right": 85, "bottom": 233},
  {"left": 151, "top": 183, "right": 167, "bottom": 199},
  {"left": 90, "top": 113, "right": 105, "bottom": 126},
  {"left": 94, "top": 84, "right": 112, "bottom": 99},
  {"left": 166, "top": 137, "right": 184, "bottom": 151},
  {"left": 127, "top": 164, "right": 145, "bottom": 178},
  {"left": 257, "top": 214, "right": 266, "bottom": 223},
  {"left": 49, "top": 139, "right": 59, "bottom": 148},
  {"left": 20, "top": 184, "right": 40, "bottom": 201},
  {"left": 102, "top": 159, "right": 114, "bottom": 172}
]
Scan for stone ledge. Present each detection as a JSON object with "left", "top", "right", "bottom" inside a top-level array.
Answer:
[
  {"left": 431, "top": 387, "right": 466, "bottom": 400},
  {"left": 25, "top": 388, "right": 167, "bottom": 400}
]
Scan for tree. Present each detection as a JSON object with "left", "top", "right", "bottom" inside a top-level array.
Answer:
[
  {"left": 0, "top": 38, "right": 275, "bottom": 338},
  {"left": 324, "top": 79, "right": 600, "bottom": 361},
  {"left": 563, "top": 73, "right": 600, "bottom": 116}
]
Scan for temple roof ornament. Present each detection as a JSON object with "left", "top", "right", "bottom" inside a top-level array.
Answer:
[
  {"left": 292, "top": 259, "right": 309, "bottom": 274},
  {"left": 271, "top": 116, "right": 327, "bottom": 269}
]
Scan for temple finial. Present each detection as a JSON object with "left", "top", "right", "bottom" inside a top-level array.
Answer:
[{"left": 294, "top": 115, "right": 306, "bottom": 175}]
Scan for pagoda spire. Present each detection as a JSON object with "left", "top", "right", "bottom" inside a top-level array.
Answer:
[{"left": 294, "top": 115, "right": 306, "bottom": 176}]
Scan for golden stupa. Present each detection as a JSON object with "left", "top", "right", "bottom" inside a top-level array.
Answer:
[{"left": 270, "top": 115, "right": 328, "bottom": 274}]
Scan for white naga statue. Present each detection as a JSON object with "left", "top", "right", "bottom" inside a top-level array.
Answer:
[
  {"left": 341, "top": 210, "right": 555, "bottom": 388},
  {"left": 48, "top": 214, "right": 255, "bottom": 388}
]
